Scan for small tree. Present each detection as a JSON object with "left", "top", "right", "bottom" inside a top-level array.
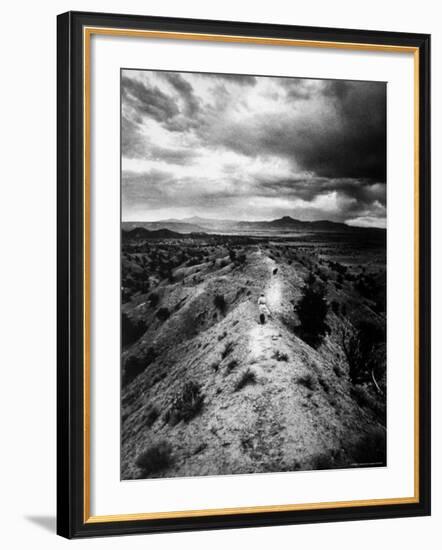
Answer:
[
  {"left": 295, "top": 273, "right": 329, "bottom": 347},
  {"left": 156, "top": 307, "right": 170, "bottom": 322},
  {"left": 340, "top": 321, "right": 385, "bottom": 392},
  {"left": 214, "top": 293, "right": 226, "bottom": 314}
]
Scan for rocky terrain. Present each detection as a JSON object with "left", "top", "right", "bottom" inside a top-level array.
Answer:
[{"left": 121, "top": 226, "right": 386, "bottom": 480}]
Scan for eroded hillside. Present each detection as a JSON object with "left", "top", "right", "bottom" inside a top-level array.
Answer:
[{"left": 121, "top": 235, "right": 386, "bottom": 479}]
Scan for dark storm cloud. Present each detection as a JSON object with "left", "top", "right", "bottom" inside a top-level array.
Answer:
[
  {"left": 200, "top": 80, "right": 386, "bottom": 181},
  {"left": 122, "top": 70, "right": 386, "bottom": 226},
  {"left": 162, "top": 73, "right": 201, "bottom": 116},
  {"left": 278, "top": 78, "right": 317, "bottom": 100},
  {"left": 122, "top": 76, "right": 179, "bottom": 123}
]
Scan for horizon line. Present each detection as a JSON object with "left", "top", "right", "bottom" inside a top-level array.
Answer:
[{"left": 121, "top": 214, "right": 386, "bottom": 229}]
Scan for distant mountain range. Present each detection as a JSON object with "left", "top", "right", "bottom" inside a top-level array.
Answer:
[
  {"left": 122, "top": 227, "right": 211, "bottom": 241},
  {"left": 122, "top": 216, "right": 384, "bottom": 236}
]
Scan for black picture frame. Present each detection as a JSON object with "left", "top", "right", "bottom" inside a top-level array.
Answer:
[{"left": 57, "top": 10, "right": 431, "bottom": 539}]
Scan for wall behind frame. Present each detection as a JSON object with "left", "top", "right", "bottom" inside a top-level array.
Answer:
[{"left": 0, "top": 0, "right": 438, "bottom": 548}]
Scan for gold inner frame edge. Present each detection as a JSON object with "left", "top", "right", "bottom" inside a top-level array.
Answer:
[{"left": 82, "top": 26, "right": 420, "bottom": 524}]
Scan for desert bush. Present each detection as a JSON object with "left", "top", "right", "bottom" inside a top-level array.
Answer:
[
  {"left": 226, "top": 359, "right": 238, "bottom": 373},
  {"left": 121, "top": 286, "right": 132, "bottom": 303},
  {"left": 156, "top": 307, "right": 170, "bottom": 322},
  {"left": 237, "top": 253, "right": 247, "bottom": 264},
  {"left": 234, "top": 369, "right": 256, "bottom": 391},
  {"left": 273, "top": 350, "right": 289, "bottom": 362},
  {"left": 123, "top": 347, "right": 156, "bottom": 386},
  {"left": 121, "top": 312, "right": 146, "bottom": 347},
  {"left": 229, "top": 249, "right": 237, "bottom": 262},
  {"left": 295, "top": 273, "right": 329, "bottom": 347},
  {"left": 214, "top": 293, "right": 226, "bottom": 314},
  {"left": 149, "top": 292, "right": 160, "bottom": 307},
  {"left": 167, "top": 381, "right": 204, "bottom": 424},
  {"left": 340, "top": 321, "right": 385, "bottom": 387},
  {"left": 318, "top": 376, "right": 330, "bottom": 394},
  {"left": 333, "top": 364, "right": 342, "bottom": 377},
  {"left": 331, "top": 300, "right": 340, "bottom": 315},
  {"left": 221, "top": 341, "right": 234, "bottom": 359},
  {"left": 135, "top": 441, "right": 173, "bottom": 475},
  {"left": 329, "top": 261, "right": 347, "bottom": 275},
  {"left": 295, "top": 372, "right": 316, "bottom": 391},
  {"left": 218, "top": 331, "right": 227, "bottom": 341},
  {"left": 144, "top": 406, "right": 159, "bottom": 427},
  {"left": 211, "top": 361, "right": 219, "bottom": 372}
]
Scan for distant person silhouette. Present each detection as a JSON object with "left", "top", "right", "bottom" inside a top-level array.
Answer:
[{"left": 258, "top": 293, "right": 270, "bottom": 324}]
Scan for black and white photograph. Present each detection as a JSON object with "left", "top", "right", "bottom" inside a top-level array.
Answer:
[{"left": 120, "top": 68, "right": 387, "bottom": 480}]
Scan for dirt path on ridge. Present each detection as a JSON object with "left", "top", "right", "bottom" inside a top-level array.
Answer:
[{"left": 248, "top": 251, "right": 284, "bottom": 363}]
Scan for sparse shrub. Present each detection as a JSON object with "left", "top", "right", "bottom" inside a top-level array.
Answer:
[
  {"left": 295, "top": 273, "right": 329, "bottom": 347},
  {"left": 226, "top": 359, "right": 238, "bottom": 373},
  {"left": 167, "top": 381, "right": 204, "bottom": 424},
  {"left": 273, "top": 268, "right": 278, "bottom": 275},
  {"left": 333, "top": 364, "right": 342, "bottom": 377},
  {"left": 218, "top": 331, "right": 227, "bottom": 341},
  {"left": 295, "top": 372, "right": 316, "bottom": 391},
  {"left": 214, "top": 293, "right": 226, "bottom": 314},
  {"left": 149, "top": 292, "right": 160, "bottom": 307},
  {"left": 122, "top": 312, "right": 146, "bottom": 347},
  {"left": 331, "top": 300, "right": 340, "bottom": 315},
  {"left": 318, "top": 376, "right": 330, "bottom": 393},
  {"left": 234, "top": 369, "right": 256, "bottom": 391},
  {"left": 123, "top": 347, "right": 156, "bottom": 386},
  {"left": 156, "top": 307, "right": 170, "bottom": 322},
  {"left": 273, "top": 350, "right": 289, "bottom": 362},
  {"left": 211, "top": 361, "right": 219, "bottom": 372},
  {"left": 229, "top": 249, "right": 237, "bottom": 263},
  {"left": 221, "top": 341, "right": 234, "bottom": 359},
  {"left": 237, "top": 254, "right": 247, "bottom": 264},
  {"left": 135, "top": 441, "right": 173, "bottom": 475},
  {"left": 144, "top": 406, "right": 159, "bottom": 427},
  {"left": 340, "top": 321, "right": 385, "bottom": 388}
]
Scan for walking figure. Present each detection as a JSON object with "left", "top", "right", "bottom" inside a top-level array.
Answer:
[{"left": 258, "top": 293, "right": 270, "bottom": 324}]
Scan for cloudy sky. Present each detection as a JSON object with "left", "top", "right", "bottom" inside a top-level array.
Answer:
[{"left": 121, "top": 69, "right": 386, "bottom": 227}]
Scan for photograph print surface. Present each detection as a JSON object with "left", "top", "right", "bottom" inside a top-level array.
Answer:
[{"left": 120, "top": 69, "right": 387, "bottom": 480}]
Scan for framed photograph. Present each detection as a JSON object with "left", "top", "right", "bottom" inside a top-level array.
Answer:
[{"left": 57, "top": 11, "right": 431, "bottom": 538}]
